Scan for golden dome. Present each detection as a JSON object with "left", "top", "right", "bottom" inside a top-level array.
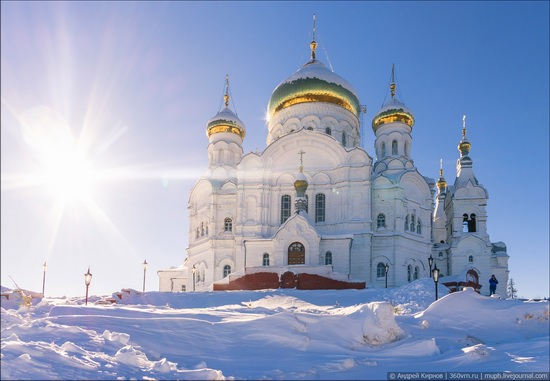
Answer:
[
  {"left": 267, "top": 60, "right": 361, "bottom": 119},
  {"left": 206, "top": 108, "right": 246, "bottom": 139},
  {"left": 372, "top": 98, "right": 415, "bottom": 132}
]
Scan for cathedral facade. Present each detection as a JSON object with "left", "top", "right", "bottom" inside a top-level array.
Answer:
[{"left": 158, "top": 34, "right": 509, "bottom": 295}]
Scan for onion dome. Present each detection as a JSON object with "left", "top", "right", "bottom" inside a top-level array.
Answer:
[
  {"left": 206, "top": 75, "right": 246, "bottom": 140},
  {"left": 267, "top": 20, "right": 360, "bottom": 119},
  {"left": 372, "top": 65, "right": 415, "bottom": 132}
]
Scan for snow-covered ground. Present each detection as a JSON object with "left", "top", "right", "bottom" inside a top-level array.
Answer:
[{"left": 1, "top": 279, "right": 548, "bottom": 380}]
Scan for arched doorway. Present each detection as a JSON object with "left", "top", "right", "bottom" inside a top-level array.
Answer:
[{"left": 288, "top": 242, "right": 305, "bottom": 265}]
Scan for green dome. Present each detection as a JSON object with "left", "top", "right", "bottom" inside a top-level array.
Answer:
[{"left": 267, "top": 60, "right": 361, "bottom": 119}]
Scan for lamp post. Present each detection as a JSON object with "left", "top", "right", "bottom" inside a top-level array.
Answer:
[
  {"left": 142, "top": 259, "right": 148, "bottom": 292},
  {"left": 432, "top": 265, "right": 440, "bottom": 301},
  {"left": 42, "top": 261, "right": 47, "bottom": 296},
  {"left": 428, "top": 255, "right": 434, "bottom": 278},
  {"left": 384, "top": 263, "right": 390, "bottom": 288},
  {"left": 84, "top": 267, "right": 92, "bottom": 306},
  {"left": 192, "top": 265, "right": 196, "bottom": 292}
]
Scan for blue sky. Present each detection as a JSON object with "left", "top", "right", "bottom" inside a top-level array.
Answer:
[{"left": 1, "top": 1, "right": 548, "bottom": 298}]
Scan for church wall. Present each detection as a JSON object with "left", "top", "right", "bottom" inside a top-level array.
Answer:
[{"left": 318, "top": 238, "right": 351, "bottom": 275}]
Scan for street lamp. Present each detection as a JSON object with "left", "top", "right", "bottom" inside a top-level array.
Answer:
[
  {"left": 384, "top": 263, "right": 390, "bottom": 288},
  {"left": 432, "top": 265, "right": 440, "bottom": 301},
  {"left": 84, "top": 267, "right": 92, "bottom": 306},
  {"left": 142, "top": 259, "right": 148, "bottom": 292},
  {"left": 428, "top": 255, "right": 434, "bottom": 278},
  {"left": 42, "top": 261, "right": 47, "bottom": 296},
  {"left": 192, "top": 265, "right": 196, "bottom": 292}
]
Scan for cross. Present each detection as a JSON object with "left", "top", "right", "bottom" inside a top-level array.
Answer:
[
  {"left": 462, "top": 114, "right": 467, "bottom": 137},
  {"left": 298, "top": 150, "right": 306, "bottom": 172}
]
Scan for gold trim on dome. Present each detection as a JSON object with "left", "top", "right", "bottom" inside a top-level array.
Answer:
[
  {"left": 273, "top": 92, "right": 356, "bottom": 117},
  {"left": 207, "top": 125, "right": 245, "bottom": 139},
  {"left": 372, "top": 112, "right": 414, "bottom": 129},
  {"left": 458, "top": 141, "right": 471, "bottom": 153}
]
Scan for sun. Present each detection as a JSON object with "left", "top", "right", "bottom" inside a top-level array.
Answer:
[{"left": 42, "top": 149, "right": 97, "bottom": 203}]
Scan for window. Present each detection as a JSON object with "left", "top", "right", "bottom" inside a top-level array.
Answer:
[
  {"left": 201, "top": 222, "right": 204, "bottom": 236},
  {"left": 381, "top": 142, "right": 386, "bottom": 157},
  {"left": 281, "top": 195, "right": 291, "bottom": 224},
  {"left": 224, "top": 218, "right": 233, "bottom": 232},
  {"left": 392, "top": 140, "right": 398, "bottom": 155},
  {"left": 407, "top": 265, "right": 412, "bottom": 282},
  {"left": 377, "top": 213, "right": 386, "bottom": 229},
  {"left": 414, "top": 266, "right": 419, "bottom": 280},
  {"left": 341, "top": 133, "right": 347, "bottom": 147},
  {"left": 196, "top": 228, "right": 200, "bottom": 238},
  {"left": 325, "top": 251, "right": 332, "bottom": 265},
  {"left": 377, "top": 262, "right": 386, "bottom": 278},
  {"left": 410, "top": 215, "right": 415, "bottom": 232},
  {"left": 288, "top": 242, "right": 305, "bottom": 265},
  {"left": 305, "top": 194, "right": 309, "bottom": 213},
  {"left": 405, "top": 141, "right": 409, "bottom": 157},
  {"left": 469, "top": 214, "right": 477, "bottom": 232},
  {"left": 468, "top": 255, "right": 474, "bottom": 263},
  {"left": 223, "top": 265, "right": 231, "bottom": 278},
  {"left": 325, "top": 127, "right": 331, "bottom": 135},
  {"left": 181, "top": 285, "right": 186, "bottom": 292},
  {"left": 205, "top": 224, "right": 208, "bottom": 236},
  {"left": 416, "top": 219, "right": 422, "bottom": 234},
  {"left": 404, "top": 215, "right": 409, "bottom": 231},
  {"left": 463, "top": 213, "right": 477, "bottom": 232},
  {"left": 439, "top": 251, "right": 443, "bottom": 258},
  {"left": 263, "top": 253, "right": 270, "bottom": 266},
  {"left": 307, "top": 126, "right": 313, "bottom": 130},
  {"left": 315, "top": 193, "right": 326, "bottom": 223}
]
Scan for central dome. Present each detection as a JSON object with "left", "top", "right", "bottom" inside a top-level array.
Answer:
[{"left": 267, "top": 59, "right": 361, "bottom": 119}]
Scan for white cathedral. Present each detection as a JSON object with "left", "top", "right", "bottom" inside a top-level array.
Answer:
[{"left": 158, "top": 30, "right": 509, "bottom": 295}]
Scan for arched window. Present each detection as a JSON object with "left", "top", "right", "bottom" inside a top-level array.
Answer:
[
  {"left": 439, "top": 251, "right": 443, "bottom": 258},
  {"left": 205, "top": 224, "right": 208, "bottom": 236},
  {"left": 410, "top": 215, "right": 415, "bottom": 232},
  {"left": 315, "top": 193, "right": 325, "bottom": 223},
  {"left": 463, "top": 214, "right": 469, "bottom": 232},
  {"left": 407, "top": 265, "right": 412, "bottom": 282},
  {"left": 263, "top": 253, "right": 270, "bottom": 266},
  {"left": 201, "top": 222, "right": 205, "bottom": 236},
  {"left": 392, "top": 140, "right": 398, "bottom": 155},
  {"left": 404, "top": 215, "right": 409, "bottom": 231},
  {"left": 288, "top": 242, "right": 305, "bottom": 265},
  {"left": 307, "top": 126, "right": 313, "bottom": 131},
  {"left": 469, "top": 214, "right": 477, "bottom": 232},
  {"left": 224, "top": 218, "right": 233, "bottom": 232},
  {"left": 223, "top": 265, "right": 231, "bottom": 278},
  {"left": 377, "top": 213, "right": 386, "bottom": 229},
  {"left": 325, "top": 251, "right": 332, "bottom": 265},
  {"left": 341, "top": 133, "right": 347, "bottom": 147},
  {"left": 414, "top": 266, "right": 419, "bottom": 280},
  {"left": 416, "top": 219, "right": 422, "bottom": 234},
  {"left": 305, "top": 194, "right": 309, "bottom": 213},
  {"left": 325, "top": 127, "right": 331, "bottom": 135},
  {"left": 405, "top": 141, "right": 409, "bottom": 157},
  {"left": 196, "top": 228, "right": 200, "bottom": 239},
  {"left": 381, "top": 142, "right": 386, "bottom": 158},
  {"left": 281, "top": 195, "right": 291, "bottom": 224},
  {"left": 468, "top": 255, "right": 474, "bottom": 263},
  {"left": 377, "top": 262, "right": 386, "bottom": 278}
]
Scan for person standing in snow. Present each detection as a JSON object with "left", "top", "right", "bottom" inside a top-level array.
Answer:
[{"left": 489, "top": 275, "right": 498, "bottom": 295}]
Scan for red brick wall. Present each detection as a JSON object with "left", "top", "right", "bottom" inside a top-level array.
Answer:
[{"left": 213, "top": 271, "right": 365, "bottom": 291}]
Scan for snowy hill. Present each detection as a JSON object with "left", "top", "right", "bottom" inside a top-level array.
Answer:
[{"left": 1, "top": 279, "right": 548, "bottom": 380}]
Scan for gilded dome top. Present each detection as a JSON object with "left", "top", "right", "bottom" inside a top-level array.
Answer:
[
  {"left": 206, "top": 107, "right": 246, "bottom": 139},
  {"left": 267, "top": 59, "right": 361, "bottom": 119},
  {"left": 206, "top": 75, "right": 246, "bottom": 140},
  {"left": 372, "top": 97, "right": 415, "bottom": 132}
]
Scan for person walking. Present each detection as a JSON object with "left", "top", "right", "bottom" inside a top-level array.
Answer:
[{"left": 489, "top": 274, "right": 498, "bottom": 295}]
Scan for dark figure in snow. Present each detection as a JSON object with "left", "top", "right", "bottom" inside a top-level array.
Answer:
[{"left": 489, "top": 275, "right": 498, "bottom": 295}]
